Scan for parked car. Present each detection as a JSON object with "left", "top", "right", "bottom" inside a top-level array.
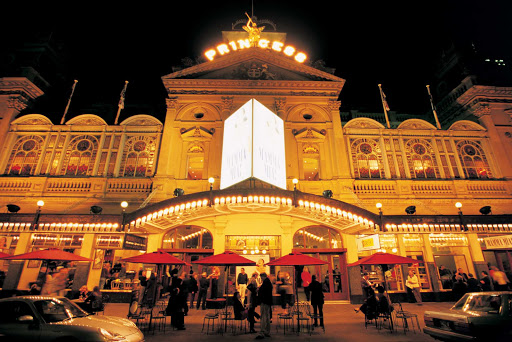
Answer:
[
  {"left": 424, "top": 291, "right": 512, "bottom": 341},
  {"left": 0, "top": 296, "right": 144, "bottom": 342}
]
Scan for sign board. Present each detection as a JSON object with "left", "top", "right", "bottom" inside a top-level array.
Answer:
[
  {"left": 356, "top": 234, "right": 381, "bottom": 252},
  {"left": 220, "top": 99, "right": 286, "bottom": 189},
  {"left": 484, "top": 235, "right": 512, "bottom": 250},
  {"left": 122, "top": 234, "right": 147, "bottom": 251}
]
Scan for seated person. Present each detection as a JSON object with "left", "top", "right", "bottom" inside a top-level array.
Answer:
[
  {"left": 233, "top": 291, "right": 247, "bottom": 320},
  {"left": 354, "top": 288, "right": 378, "bottom": 319},
  {"left": 84, "top": 286, "right": 103, "bottom": 313}
]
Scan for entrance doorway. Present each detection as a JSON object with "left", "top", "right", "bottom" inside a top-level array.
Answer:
[{"left": 294, "top": 250, "right": 348, "bottom": 300}]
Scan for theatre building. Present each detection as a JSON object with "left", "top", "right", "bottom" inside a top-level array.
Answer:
[{"left": 0, "top": 17, "right": 511, "bottom": 303}]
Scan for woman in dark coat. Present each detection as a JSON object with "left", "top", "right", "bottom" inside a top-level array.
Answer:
[
  {"left": 307, "top": 275, "right": 324, "bottom": 327},
  {"left": 142, "top": 273, "right": 157, "bottom": 307}
]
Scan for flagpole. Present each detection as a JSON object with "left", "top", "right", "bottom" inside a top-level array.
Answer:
[
  {"left": 378, "top": 84, "right": 391, "bottom": 128},
  {"left": 426, "top": 85, "right": 442, "bottom": 129},
  {"left": 114, "top": 80, "right": 129, "bottom": 125},
  {"left": 60, "top": 80, "right": 78, "bottom": 125}
]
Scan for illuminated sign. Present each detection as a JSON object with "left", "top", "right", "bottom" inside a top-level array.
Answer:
[
  {"left": 356, "top": 234, "right": 381, "bottom": 252},
  {"left": 484, "top": 235, "right": 512, "bottom": 249},
  {"left": 205, "top": 38, "right": 307, "bottom": 63},
  {"left": 220, "top": 99, "right": 286, "bottom": 190}
]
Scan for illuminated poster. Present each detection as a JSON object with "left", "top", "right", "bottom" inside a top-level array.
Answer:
[
  {"left": 220, "top": 99, "right": 286, "bottom": 189},
  {"left": 220, "top": 100, "right": 253, "bottom": 189}
]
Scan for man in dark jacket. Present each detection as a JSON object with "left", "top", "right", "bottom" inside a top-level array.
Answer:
[
  {"left": 307, "top": 275, "right": 324, "bottom": 327},
  {"left": 256, "top": 272, "right": 273, "bottom": 339},
  {"left": 196, "top": 272, "right": 209, "bottom": 310}
]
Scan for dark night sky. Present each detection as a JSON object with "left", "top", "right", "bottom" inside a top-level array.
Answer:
[{"left": 5, "top": 1, "right": 512, "bottom": 124}]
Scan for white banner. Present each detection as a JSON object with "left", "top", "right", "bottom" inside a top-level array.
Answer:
[{"left": 484, "top": 235, "right": 512, "bottom": 250}]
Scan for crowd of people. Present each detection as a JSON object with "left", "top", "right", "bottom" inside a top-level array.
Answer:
[{"left": 439, "top": 265, "right": 511, "bottom": 301}]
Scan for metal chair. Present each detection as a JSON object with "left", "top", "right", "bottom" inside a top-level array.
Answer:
[
  {"left": 202, "top": 309, "right": 221, "bottom": 335},
  {"left": 394, "top": 302, "right": 420, "bottom": 334}
]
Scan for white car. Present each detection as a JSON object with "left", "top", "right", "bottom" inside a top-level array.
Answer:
[{"left": 0, "top": 296, "right": 144, "bottom": 342}]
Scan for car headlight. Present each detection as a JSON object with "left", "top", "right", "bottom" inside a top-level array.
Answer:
[{"left": 98, "top": 328, "right": 128, "bottom": 342}]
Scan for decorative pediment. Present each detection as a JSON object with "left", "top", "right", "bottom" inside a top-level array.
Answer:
[
  {"left": 397, "top": 119, "right": 437, "bottom": 130},
  {"left": 292, "top": 127, "right": 326, "bottom": 142},
  {"left": 120, "top": 114, "right": 163, "bottom": 127},
  {"left": 180, "top": 126, "right": 215, "bottom": 141},
  {"left": 66, "top": 114, "right": 107, "bottom": 126},
  {"left": 448, "top": 120, "right": 486, "bottom": 131},
  {"left": 344, "top": 118, "right": 385, "bottom": 130},
  {"left": 12, "top": 114, "right": 53, "bottom": 126}
]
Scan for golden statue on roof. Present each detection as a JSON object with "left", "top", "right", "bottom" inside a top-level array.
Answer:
[{"left": 243, "top": 13, "right": 265, "bottom": 46}]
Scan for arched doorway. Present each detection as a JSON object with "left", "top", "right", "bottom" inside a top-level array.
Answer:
[
  {"left": 161, "top": 225, "right": 214, "bottom": 274},
  {"left": 293, "top": 226, "right": 348, "bottom": 300}
]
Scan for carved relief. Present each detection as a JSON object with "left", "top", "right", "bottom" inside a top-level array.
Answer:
[
  {"left": 471, "top": 102, "right": 491, "bottom": 117},
  {"left": 166, "top": 98, "right": 179, "bottom": 109},
  {"left": 221, "top": 96, "right": 234, "bottom": 112},
  {"left": 8, "top": 96, "right": 29, "bottom": 112},
  {"left": 274, "top": 97, "right": 286, "bottom": 112},
  {"left": 327, "top": 100, "right": 341, "bottom": 111}
]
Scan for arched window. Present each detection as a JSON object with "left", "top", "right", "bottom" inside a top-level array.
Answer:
[
  {"left": 350, "top": 139, "right": 383, "bottom": 179},
  {"left": 405, "top": 140, "right": 438, "bottom": 179},
  {"left": 5, "top": 136, "right": 44, "bottom": 176},
  {"left": 186, "top": 145, "right": 204, "bottom": 180},
  {"left": 162, "top": 226, "right": 213, "bottom": 249},
  {"left": 64, "top": 137, "right": 97, "bottom": 176},
  {"left": 293, "top": 226, "right": 342, "bottom": 249},
  {"left": 121, "top": 137, "right": 157, "bottom": 177},
  {"left": 457, "top": 141, "right": 491, "bottom": 179},
  {"left": 303, "top": 145, "right": 320, "bottom": 180}
]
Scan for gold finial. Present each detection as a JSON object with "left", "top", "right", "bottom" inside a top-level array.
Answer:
[{"left": 243, "top": 12, "right": 265, "bottom": 46}]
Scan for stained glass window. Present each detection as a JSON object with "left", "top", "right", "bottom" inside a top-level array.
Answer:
[
  {"left": 121, "top": 136, "right": 157, "bottom": 177},
  {"left": 457, "top": 141, "right": 491, "bottom": 179},
  {"left": 405, "top": 139, "right": 438, "bottom": 179},
  {"left": 350, "top": 138, "right": 383, "bottom": 179},
  {"left": 4, "top": 136, "right": 44, "bottom": 176}
]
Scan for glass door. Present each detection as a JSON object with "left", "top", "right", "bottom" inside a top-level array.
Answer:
[{"left": 304, "top": 252, "right": 347, "bottom": 300}]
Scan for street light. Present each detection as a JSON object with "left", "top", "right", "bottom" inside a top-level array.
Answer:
[
  {"left": 376, "top": 203, "right": 383, "bottom": 232},
  {"left": 120, "top": 201, "right": 128, "bottom": 232},
  {"left": 292, "top": 178, "right": 298, "bottom": 190},
  {"left": 455, "top": 202, "right": 467, "bottom": 231},
  {"left": 208, "top": 177, "right": 215, "bottom": 191},
  {"left": 31, "top": 200, "right": 45, "bottom": 231}
]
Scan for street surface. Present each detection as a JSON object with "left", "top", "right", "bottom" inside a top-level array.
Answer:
[{"left": 103, "top": 301, "right": 453, "bottom": 342}]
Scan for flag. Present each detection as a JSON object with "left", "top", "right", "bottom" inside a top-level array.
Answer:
[
  {"left": 426, "top": 85, "right": 442, "bottom": 129},
  {"left": 118, "top": 80, "right": 128, "bottom": 110},
  {"left": 114, "top": 81, "right": 128, "bottom": 125},
  {"left": 378, "top": 84, "right": 391, "bottom": 128},
  {"left": 60, "top": 80, "right": 78, "bottom": 125}
]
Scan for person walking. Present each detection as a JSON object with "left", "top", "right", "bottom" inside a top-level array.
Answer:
[
  {"left": 196, "top": 272, "right": 209, "bottom": 310},
  {"left": 308, "top": 275, "right": 324, "bottom": 328},
  {"left": 247, "top": 272, "right": 261, "bottom": 333},
  {"left": 406, "top": 269, "right": 422, "bottom": 305},
  {"left": 188, "top": 272, "right": 198, "bottom": 309},
  {"left": 255, "top": 272, "right": 272, "bottom": 339},
  {"left": 491, "top": 266, "right": 511, "bottom": 290}
]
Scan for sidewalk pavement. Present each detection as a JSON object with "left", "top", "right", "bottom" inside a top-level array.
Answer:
[{"left": 103, "top": 301, "right": 452, "bottom": 342}]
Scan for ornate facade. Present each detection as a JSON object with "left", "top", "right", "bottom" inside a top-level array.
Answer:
[{"left": 1, "top": 22, "right": 511, "bottom": 303}]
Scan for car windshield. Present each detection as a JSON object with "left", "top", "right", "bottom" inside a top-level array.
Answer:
[
  {"left": 34, "top": 298, "right": 89, "bottom": 323},
  {"left": 452, "top": 293, "right": 502, "bottom": 313}
]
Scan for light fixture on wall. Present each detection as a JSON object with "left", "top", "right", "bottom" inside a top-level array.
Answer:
[
  {"left": 292, "top": 178, "right": 299, "bottom": 190},
  {"left": 322, "top": 190, "right": 333, "bottom": 198},
  {"left": 173, "top": 188, "right": 185, "bottom": 197},
  {"left": 479, "top": 206, "right": 492, "bottom": 215},
  {"left": 90, "top": 205, "right": 103, "bottom": 214},
  {"left": 6, "top": 204, "right": 20, "bottom": 213},
  {"left": 405, "top": 206, "right": 416, "bottom": 215}
]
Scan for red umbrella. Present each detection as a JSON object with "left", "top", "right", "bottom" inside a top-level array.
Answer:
[
  {"left": 192, "top": 251, "right": 256, "bottom": 326},
  {"left": 3, "top": 247, "right": 91, "bottom": 262},
  {"left": 266, "top": 252, "right": 327, "bottom": 332},
  {"left": 347, "top": 252, "right": 423, "bottom": 267},
  {"left": 121, "top": 250, "right": 190, "bottom": 265},
  {"left": 192, "top": 251, "right": 256, "bottom": 266},
  {"left": 0, "top": 252, "right": 11, "bottom": 259}
]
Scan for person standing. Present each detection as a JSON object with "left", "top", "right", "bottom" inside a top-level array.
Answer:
[
  {"left": 180, "top": 272, "right": 190, "bottom": 315},
  {"left": 196, "top": 272, "right": 209, "bottom": 310},
  {"left": 208, "top": 266, "right": 220, "bottom": 299},
  {"left": 237, "top": 268, "right": 248, "bottom": 303},
  {"left": 480, "top": 271, "right": 492, "bottom": 291},
  {"left": 188, "top": 272, "right": 198, "bottom": 309},
  {"left": 247, "top": 272, "right": 260, "bottom": 333},
  {"left": 256, "top": 272, "right": 272, "bottom": 339},
  {"left": 361, "top": 272, "right": 373, "bottom": 300},
  {"left": 308, "top": 275, "right": 324, "bottom": 328},
  {"left": 406, "top": 269, "right": 422, "bottom": 305},
  {"left": 301, "top": 267, "right": 312, "bottom": 301},
  {"left": 467, "top": 273, "right": 482, "bottom": 292}
]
